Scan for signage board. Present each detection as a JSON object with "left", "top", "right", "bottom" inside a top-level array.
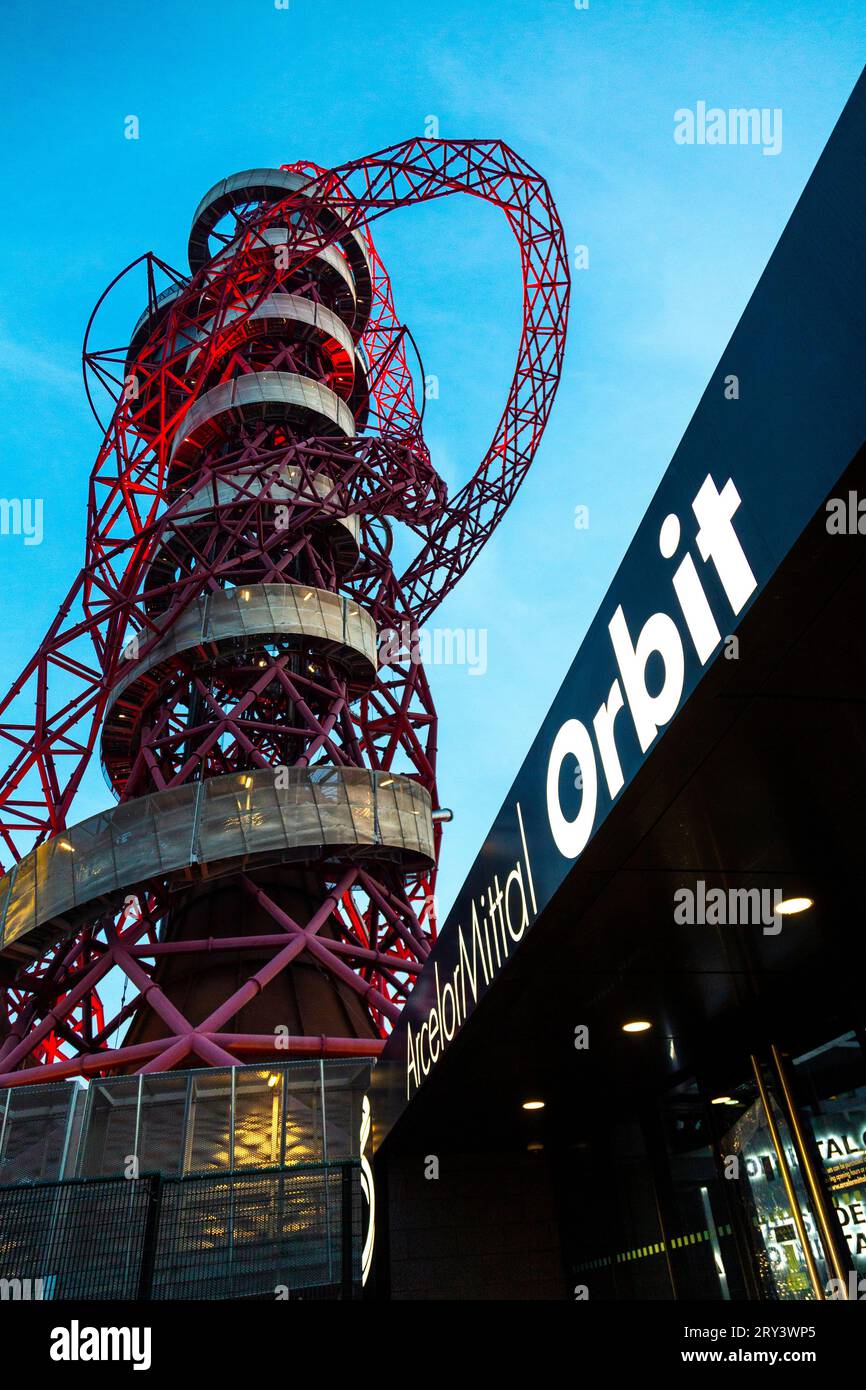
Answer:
[{"left": 371, "top": 72, "right": 866, "bottom": 1148}]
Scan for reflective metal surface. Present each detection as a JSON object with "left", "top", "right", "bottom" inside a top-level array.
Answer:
[
  {"left": 187, "top": 167, "right": 373, "bottom": 333},
  {"left": 0, "top": 768, "right": 434, "bottom": 959},
  {"left": 107, "top": 583, "right": 377, "bottom": 712},
  {"left": 170, "top": 372, "right": 355, "bottom": 466}
]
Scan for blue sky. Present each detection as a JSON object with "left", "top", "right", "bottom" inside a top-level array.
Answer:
[{"left": 0, "top": 0, "right": 863, "bottom": 917}]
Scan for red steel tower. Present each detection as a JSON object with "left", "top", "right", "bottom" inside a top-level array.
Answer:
[{"left": 0, "top": 143, "right": 568, "bottom": 1084}]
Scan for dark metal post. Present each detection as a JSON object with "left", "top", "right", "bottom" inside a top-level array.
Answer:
[
  {"left": 341, "top": 1162, "right": 354, "bottom": 1299},
  {"left": 137, "top": 1173, "right": 163, "bottom": 1302},
  {"left": 770, "top": 1043, "right": 853, "bottom": 1294}
]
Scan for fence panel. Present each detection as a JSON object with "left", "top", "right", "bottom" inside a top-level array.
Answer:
[
  {"left": 0, "top": 1174, "right": 154, "bottom": 1300},
  {"left": 0, "top": 1162, "right": 360, "bottom": 1301}
]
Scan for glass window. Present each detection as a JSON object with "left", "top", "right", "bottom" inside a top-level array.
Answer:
[
  {"left": 793, "top": 1031, "right": 866, "bottom": 1280},
  {"left": 720, "top": 1083, "right": 829, "bottom": 1299}
]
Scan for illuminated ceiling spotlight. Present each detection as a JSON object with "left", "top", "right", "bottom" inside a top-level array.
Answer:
[
  {"left": 710, "top": 1095, "right": 733, "bottom": 1106},
  {"left": 522, "top": 1099, "right": 545, "bottom": 1111},
  {"left": 775, "top": 896, "right": 814, "bottom": 915},
  {"left": 622, "top": 1020, "right": 652, "bottom": 1034},
  {"left": 527, "top": 1142, "right": 544, "bottom": 1153}
]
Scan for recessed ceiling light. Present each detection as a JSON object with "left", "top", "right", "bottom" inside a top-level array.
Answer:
[
  {"left": 775, "top": 896, "right": 814, "bottom": 916},
  {"left": 622, "top": 1020, "right": 652, "bottom": 1034},
  {"left": 711, "top": 1095, "right": 733, "bottom": 1105},
  {"left": 522, "top": 1099, "right": 545, "bottom": 1111}
]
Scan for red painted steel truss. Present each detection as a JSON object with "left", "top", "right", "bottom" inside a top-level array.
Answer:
[{"left": 0, "top": 140, "right": 569, "bottom": 1085}]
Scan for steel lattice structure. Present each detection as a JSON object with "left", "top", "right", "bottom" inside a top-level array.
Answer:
[{"left": 0, "top": 140, "right": 568, "bottom": 1086}]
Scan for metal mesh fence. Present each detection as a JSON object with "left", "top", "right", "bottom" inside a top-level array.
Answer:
[
  {"left": 0, "top": 1175, "right": 154, "bottom": 1300},
  {"left": 0, "top": 1161, "right": 360, "bottom": 1301}
]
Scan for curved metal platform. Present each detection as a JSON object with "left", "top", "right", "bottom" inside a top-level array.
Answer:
[
  {"left": 101, "top": 584, "right": 379, "bottom": 785},
  {"left": 141, "top": 468, "right": 362, "bottom": 613},
  {"left": 204, "top": 232, "right": 359, "bottom": 329},
  {"left": 114, "top": 584, "right": 377, "bottom": 703},
  {"left": 188, "top": 168, "right": 373, "bottom": 332},
  {"left": 168, "top": 464, "right": 358, "bottom": 534},
  {"left": 0, "top": 767, "right": 434, "bottom": 961},
  {"left": 126, "top": 240, "right": 359, "bottom": 386},
  {"left": 126, "top": 282, "right": 188, "bottom": 374},
  {"left": 186, "top": 293, "right": 357, "bottom": 391},
  {"left": 170, "top": 372, "right": 355, "bottom": 468}
]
